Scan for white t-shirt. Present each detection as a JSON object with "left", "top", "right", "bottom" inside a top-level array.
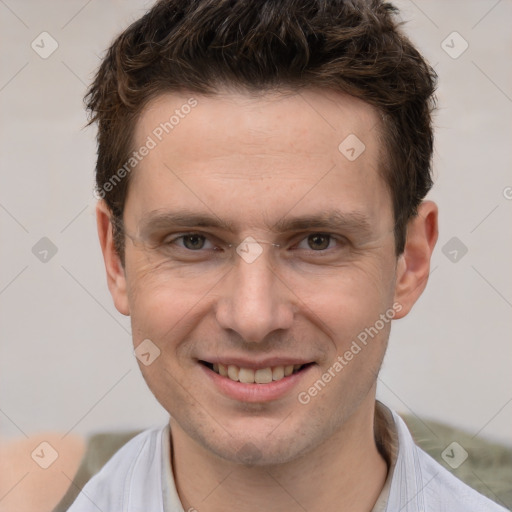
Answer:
[{"left": 66, "top": 406, "right": 508, "bottom": 512}]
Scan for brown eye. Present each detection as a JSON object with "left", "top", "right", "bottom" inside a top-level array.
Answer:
[
  {"left": 306, "top": 234, "right": 331, "bottom": 250},
  {"left": 182, "top": 234, "right": 206, "bottom": 250}
]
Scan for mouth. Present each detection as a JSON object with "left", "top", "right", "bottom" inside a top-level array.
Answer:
[{"left": 199, "top": 360, "right": 313, "bottom": 384}]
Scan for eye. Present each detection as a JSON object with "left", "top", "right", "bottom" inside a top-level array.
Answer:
[
  {"left": 164, "top": 233, "right": 216, "bottom": 251},
  {"left": 296, "top": 233, "right": 338, "bottom": 251}
]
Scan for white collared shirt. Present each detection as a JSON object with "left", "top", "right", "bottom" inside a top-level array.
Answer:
[{"left": 66, "top": 406, "right": 508, "bottom": 512}]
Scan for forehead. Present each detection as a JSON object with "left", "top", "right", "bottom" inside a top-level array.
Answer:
[
  {"left": 134, "top": 88, "right": 382, "bottom": 167},
  {"left": 127, "top": 88, "right": 392, "bottom": 232}
]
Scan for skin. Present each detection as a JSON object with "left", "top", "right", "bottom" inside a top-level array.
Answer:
[{"left": 97, "top": 89, "right": 438, "bottom": 512}]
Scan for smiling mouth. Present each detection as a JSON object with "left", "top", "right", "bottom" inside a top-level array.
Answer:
[{"left": 200, "top": 361, "right": 313, "bottom": 384}]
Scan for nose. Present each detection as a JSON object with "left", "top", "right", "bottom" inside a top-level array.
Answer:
[{"left": 215, "top": 251, "right": 295, "bottom": 343}]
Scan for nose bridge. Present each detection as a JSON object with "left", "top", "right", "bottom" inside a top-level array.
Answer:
[{"left": 215, "top": 246, "right": 293, "bottom": 343}]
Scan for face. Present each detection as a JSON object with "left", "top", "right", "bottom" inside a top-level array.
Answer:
[{"left": 100, "top": 88, "right": 433, "bottom": 466}]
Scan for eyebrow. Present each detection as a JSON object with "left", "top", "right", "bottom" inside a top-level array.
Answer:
[
  {"left": 138, "top": 208, "right": 374, "bottom": 237},
  {"left": 269, "top": 210, "right": 373, "bottom": 236}
]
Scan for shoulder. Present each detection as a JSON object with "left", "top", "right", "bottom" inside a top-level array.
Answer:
[
  {"left": 389, "top": 411, "right": 509, "bottom": 512},
  {"left": 417, "top": 446, "right": 508, "bottom": 511},
  {"left": 66, "top": 426, "right": 166, "bottom": 512}
]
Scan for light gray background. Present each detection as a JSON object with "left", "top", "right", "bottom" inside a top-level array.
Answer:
[{"left": 1, "top": 0, "right": 511, "bottom": 446}]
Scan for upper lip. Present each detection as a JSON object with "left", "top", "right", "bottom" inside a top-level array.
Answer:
[{"left": 198, "top": 357, "right": 314, "bottom": 369}]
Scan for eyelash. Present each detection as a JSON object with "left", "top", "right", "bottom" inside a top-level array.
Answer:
[{"left": 161, "top": 232, "right": 347, "bottom": 255}]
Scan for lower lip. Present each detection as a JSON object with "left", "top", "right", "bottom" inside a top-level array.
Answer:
[{"left": 200, "top": 363, "right": 314, "bottom": 403}]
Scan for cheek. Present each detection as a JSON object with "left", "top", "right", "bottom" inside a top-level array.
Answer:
[
  {"left": 289, "top": 256, "right": 395, "bottom": 333},
  {"left": 124, "top": 256, "right": 200, "bottom": 345},
  {"left": 129, "top": 285, "right": 198, "bottom": 347}
]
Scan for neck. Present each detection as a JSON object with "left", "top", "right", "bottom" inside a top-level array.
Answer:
[{"left": 170, "top": 398, "right": 388, "bottom": 512}]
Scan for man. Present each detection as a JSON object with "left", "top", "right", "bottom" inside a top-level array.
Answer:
[{"left": 66, "top": 0, "right": 507, "bottom": 510}]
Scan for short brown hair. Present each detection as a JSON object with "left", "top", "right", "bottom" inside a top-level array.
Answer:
[{"left": 86, "top": 0, "right": 437, "bottom": 257}]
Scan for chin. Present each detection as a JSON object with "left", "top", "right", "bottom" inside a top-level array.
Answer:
[
  {"left": 211, "top": 436, "right": 306, "bottom": 467},
  {"left": 186, "top": 414, "right": 325, "bottom": 467}
]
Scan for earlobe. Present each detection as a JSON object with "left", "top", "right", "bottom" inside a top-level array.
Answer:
[
  {"left": 393, "top": 201, "right": 438, "bottom": 319},
  {"left": 96, "top": 201, "right": 130, "bottom": 316}
]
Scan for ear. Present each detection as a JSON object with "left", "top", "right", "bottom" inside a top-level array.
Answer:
[
  {"left": 96, "top": 201, "right": 130, "bottom": 316},
  {"left": 393, "top": 201, "right": 438, "bottom": 319}
]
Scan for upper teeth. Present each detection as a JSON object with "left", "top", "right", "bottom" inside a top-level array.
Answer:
[{"left": 212, "top": 363, "right": 303, "bottom": 384}]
